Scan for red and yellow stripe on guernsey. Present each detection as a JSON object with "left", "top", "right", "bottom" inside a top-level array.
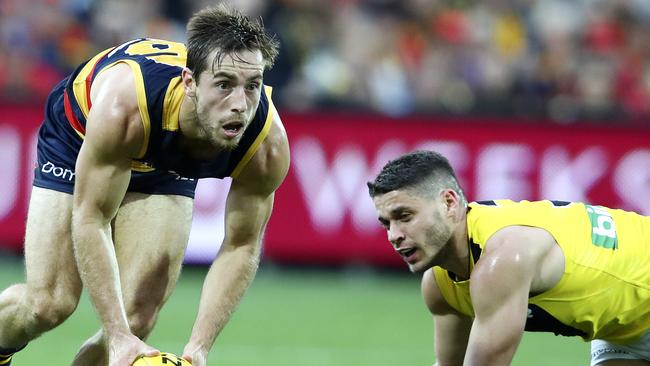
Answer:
[
  {"left": 64, "top": 47, "right": 113, "bottom": 138},
  {"left": 66, "top": 50, "right": 152, "bottom": 161},
  {"left": 231, "top": 86, "right": 275, "bottom": 178}
]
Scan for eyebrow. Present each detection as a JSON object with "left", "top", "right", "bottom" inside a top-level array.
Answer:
[
  {"left": 212, "top": 71, "right": 263, "bottom": 81},
  {"left": 388, "top": 206, "right": 410, "bottom": 217},
  {"left": 377, "top": 206, "right": 410, "bottom": 225}
]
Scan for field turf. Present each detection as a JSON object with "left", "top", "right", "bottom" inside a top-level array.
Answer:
[{"left": 0, "top": 255, "right": 589, "bottom": 365}]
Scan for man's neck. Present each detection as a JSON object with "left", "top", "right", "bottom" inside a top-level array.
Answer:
[
  {"left": 441, "top": 215, "right": 471, "bottom": 281},
  {"left": 178, "top": 95, "right": 201, "bottom": 140}
]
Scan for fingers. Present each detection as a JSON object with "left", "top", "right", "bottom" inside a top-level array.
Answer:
[
  {"left": 182, "top": 343, "right": 205, "bottom": 365},
  {"left": 143, "top": 347, "right": 160, "bottom": 357},
  {"left": 108, "top": 336, "right": 160, "bottom": 366},
  {"left": 182, "top": 354, "right": 193, "bottom": 362}
]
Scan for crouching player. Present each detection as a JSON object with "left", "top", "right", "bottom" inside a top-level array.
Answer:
[
  {"left": 0, "top": 5, "right": 289, "bottom": 366},
  {"left": 368, "top": 150, "right": 650, "bottom": 366}
]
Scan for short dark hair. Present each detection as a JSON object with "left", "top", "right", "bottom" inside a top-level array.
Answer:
[
  {"left": 186, "top": 4, "right": 279, "bottom": 80},
  {"left": 367, "top": 150, "right": 464, "bottom": 201}
]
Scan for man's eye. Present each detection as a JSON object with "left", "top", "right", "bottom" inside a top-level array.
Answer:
[
  {"left": 215, "top": 81, "right": 230, "bottom": 89},
  {"left": 246, "top": 83, "right": 260, "bottom": 91}
]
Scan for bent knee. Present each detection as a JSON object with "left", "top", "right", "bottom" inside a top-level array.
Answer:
[
  {"left": 28, "top": 290, "right": 80, "bottom": 331},
  {"left": 127, "top": 309, "right": 158, "bottom": 339}
]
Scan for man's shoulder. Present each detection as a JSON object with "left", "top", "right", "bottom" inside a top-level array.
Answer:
[
  {"left": 422, "top": 268, "right": 471, "bottom": 316},
  {"left": 233, "top": 112, "right": 290, "bottom": 193},
  {"left": 87, "top": 63, "right": 146, "bottom": 157},
  {"left": 255, "top": 112, "right": 290, "bottom": 182},
  {"left": 93, "top": 64, "right": 141, "bottom": 115}
]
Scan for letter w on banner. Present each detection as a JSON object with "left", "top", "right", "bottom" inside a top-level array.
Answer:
[{"left": 291, "top": 137, "right": 469, "bottom": 236}]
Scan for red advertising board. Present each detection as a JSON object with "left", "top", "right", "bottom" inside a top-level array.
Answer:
[
  {"left": 266, "top": 112, "right": 650, "bottom": 266},
  {"left": 0, "top": 104, "right": 40, "bottom": 250},
  {"left": 1, "top": 105, "right": 649, "bottom": 267}
]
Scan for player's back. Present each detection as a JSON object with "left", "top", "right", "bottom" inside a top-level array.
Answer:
[
  {"left": 38, "top": 38, "right": 275, "bottom": 181},
  {"left": 466, "top": 200, "right": 650, "bottom": 343},
  {"left": 64, "top": 38, "right": 186, "bottom": 146}
]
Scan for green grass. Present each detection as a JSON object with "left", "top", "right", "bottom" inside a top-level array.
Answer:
[{"left": 0, "top": 255, "right": 589, "bottom": 365}]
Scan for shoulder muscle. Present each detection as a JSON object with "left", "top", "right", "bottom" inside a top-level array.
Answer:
[
  {"left": 234, "top": 112, "right": 290, "bottom": 195},
  {"left": 87, "top": 62, "right": 144, "bottom": 158},
  {"left": 422, "top": 269, "right": 458, "bottom": 315}
]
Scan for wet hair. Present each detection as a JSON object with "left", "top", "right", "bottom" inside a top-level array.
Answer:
[
  {"left": 367, "top": 150, "right": 465, "bottom": 202},
  {"left": 186, "top": 4, "right": 279, "bottom": 80}
]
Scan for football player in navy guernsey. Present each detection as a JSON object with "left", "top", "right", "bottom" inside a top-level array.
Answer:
[{"left": 0, "top": 5, "right": 289, "bottom": 366}]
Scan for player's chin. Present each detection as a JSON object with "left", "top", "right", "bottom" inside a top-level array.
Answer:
[
  {"left": 222, "top": 139, "right": 240, "bottom": 151},
  {"left": 407, "top": 258, "right": 436, "bottom": 274},
  {"left": 407, "top": 261, "right": 428, "bottom": 274},
  {"left": 212, "top": 135, "right": 240, "bottom": 151}
]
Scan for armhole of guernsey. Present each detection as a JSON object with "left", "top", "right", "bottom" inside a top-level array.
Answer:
[
  {"left": 432, "top": 267, "right": 475, "bottom": 317},
  {"left": 162, "top": 76, "right": 183, "bottom": 131},
  {"left": 230, "top": 85, "right": 275, "bottom": 178},
  {"left": 92, "top": 59, "right": 152, "bottom": 159},
  {"left": 71, "top": 48, "right": 113, "bottom": 120}
]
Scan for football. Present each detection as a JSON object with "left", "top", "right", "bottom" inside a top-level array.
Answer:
[{"left": 132, "top": 352, "right": 191, "bottom": 366}]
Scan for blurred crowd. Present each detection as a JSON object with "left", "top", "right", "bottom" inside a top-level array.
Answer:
[{"left": 1, "top": 0, "right": 650, "bottom": 123}]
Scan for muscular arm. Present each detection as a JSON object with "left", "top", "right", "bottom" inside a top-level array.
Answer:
[
  {"left": 184, "top": 114, "right": 290, "bottom": 360},
  {"left": 464, "top": 226, "right": 557, "bottom": 366},
  {"left": 421, "top": 270, "right": 473, "bottom": 366},
  {"left": 71, "top": 64, "right": 144, "bottom": 337}
]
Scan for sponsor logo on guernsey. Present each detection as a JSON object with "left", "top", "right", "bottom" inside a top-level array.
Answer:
[
  {"left": 585, "top": 204, "right": 618, "bottom": 250},
  {"left": 41, "top": 161, "right": 75, "bottom": 181},
  {"left": 169, "top": 170, "right": 195, "bottom": 182}
]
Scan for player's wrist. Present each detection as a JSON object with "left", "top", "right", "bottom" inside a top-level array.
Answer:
[
  {"left": 183, "top": 340, "right": 209, "bottom": 355},
  {"left": 103, "top": 326, "right": 134, "bottom": 342}
]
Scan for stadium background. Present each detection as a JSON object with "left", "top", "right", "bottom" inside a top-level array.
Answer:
[{"left": 1, "top": 0, "right": 649, "bottom": 364}]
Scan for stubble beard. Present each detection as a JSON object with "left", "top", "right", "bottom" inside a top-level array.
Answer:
[
  {"left": 190, "top": 93, "right": 242, "bottom": 151},
  {"left": 195, "top": 110, "right": 241, "bottom": 151},
  {"left": 409, "top": 222, "right": 452, "bottom": 274}
]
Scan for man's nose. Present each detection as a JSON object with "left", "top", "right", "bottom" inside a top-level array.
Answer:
[
  {"left": 230, "top": 86, "right": 246, "bottom": 113},
  {"left": 388, "top": 225, "right": 405, "bottom": 247}
]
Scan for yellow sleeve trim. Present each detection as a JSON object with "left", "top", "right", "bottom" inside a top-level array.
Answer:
[
  {"left": 131, "top": 161, "right": 155, "bottom": 172},
  {"left": 86, "top": 59, "right": 152, "bottom": 159},
  {"left": 230, "top": 86, "right": 274, "bottom": 178},
  {"left": 162, "top": 76, "right": 183, "bottom": 131},
  {"left": 112, "top": 60, "right": 151, "bottom": 159}
]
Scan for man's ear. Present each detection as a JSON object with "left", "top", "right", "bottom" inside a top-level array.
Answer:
[
  {"left": 182, "top": 67, "right": 196, "bottom": 98},
  {"left": 441, "top": 189, "right": 460, "bottom": 215}
]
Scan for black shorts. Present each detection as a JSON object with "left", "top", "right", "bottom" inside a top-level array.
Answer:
[{"left": 32, "top": 78, "right": 199, "bottom": 198}]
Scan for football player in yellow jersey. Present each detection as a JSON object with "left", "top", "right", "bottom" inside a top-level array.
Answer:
[
  {"left": 0, "top": 5, "right": 289, "bottom": 366},
  {"left": 368, "top": 150, "right": 650, "bottom": 366}
]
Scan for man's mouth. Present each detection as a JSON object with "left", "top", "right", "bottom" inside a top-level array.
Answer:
[
  {"left": 222, "top": 121, "right": 244, "bottom": 137},
  {"left": 398, "top": 247, "right": 417, "bottom": 260}
]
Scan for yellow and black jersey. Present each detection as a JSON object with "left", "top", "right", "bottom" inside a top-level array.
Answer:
[
  {"left": 432, "top": 200, "right": 650, "bottom": 344},
  {"left": 61, "top": 38, "right": 274, "bottom": 179}
]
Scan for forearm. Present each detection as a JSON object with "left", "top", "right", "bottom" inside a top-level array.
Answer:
[
  {"left": 463, "top": 340, "right": 518, "bottom": 366},
  {"left": 463, "top": 315, "right": 523, "bottom": 366},
  {"left": 188, "top": 242, "right": 261, "bottom": 350},
  {"left": 72, "top": 220, "right": 129, "bottom": 335}
]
